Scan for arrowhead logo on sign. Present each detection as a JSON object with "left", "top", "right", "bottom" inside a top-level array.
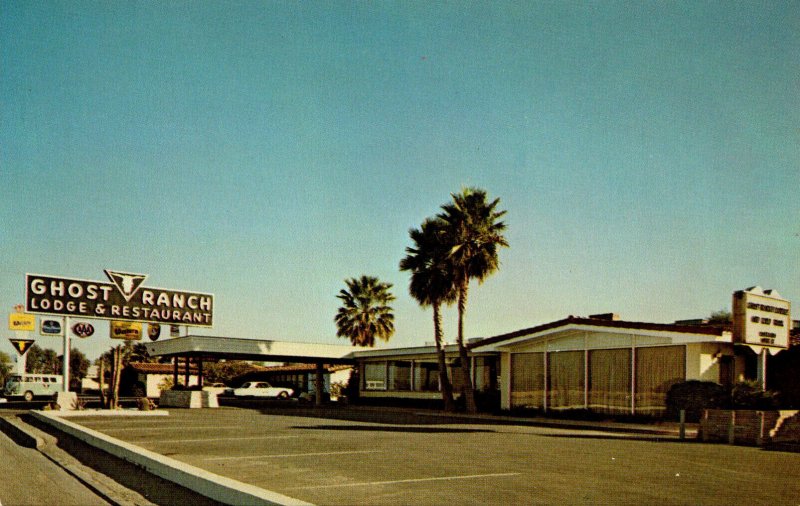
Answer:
[
  {"left": 9, "top": 339, "right": 34, "bottom": 356},
  {"left": 104, "top": 270, "right": 148, "bottom": 302}
]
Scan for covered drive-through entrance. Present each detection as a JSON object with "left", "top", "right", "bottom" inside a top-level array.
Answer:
[{"left": 145, "top": 336, "right": 358, "bottom": 406}]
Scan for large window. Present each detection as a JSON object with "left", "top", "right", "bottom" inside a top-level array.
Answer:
[
  {"left": 389, "top": 361, "right": 412, "bottom": 390},
  {"left": 510, "top": 352, "right": 544, "bottom": 409},
  {"left": 363, "top": 362, "right": 387, "bottom": 390},
  {"left": 635, "top": 346, "right": 685, "bottom": 414},
  {"left": 474, "top": 356, "right": 498, "bottom": 392},
  {"left": 547, "top": 351, "right": 585, "bottom": 409},
  {"left": 414, "top": 361, "right": 440, "bottom": 392},
  {"left": 588, "top": 348, "right": 631, "bottom": 413}
]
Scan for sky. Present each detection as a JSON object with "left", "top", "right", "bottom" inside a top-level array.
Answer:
[{"left": 2, "top": 1, "right": 798, "bottom": 362}]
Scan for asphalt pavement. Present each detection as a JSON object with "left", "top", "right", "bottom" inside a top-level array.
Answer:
[{"left": 0, "top": 428, "right": 109, "bottom": 506}]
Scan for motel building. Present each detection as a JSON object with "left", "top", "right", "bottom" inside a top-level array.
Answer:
[{"left": 353, "top": 287, "right": 792, "bottom": 415}]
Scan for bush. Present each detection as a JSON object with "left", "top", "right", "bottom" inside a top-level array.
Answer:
[
  {"left": 731, "top": 380, "right": 778, "bottom": 409},
  {"left": 666, "top": 381, "right": 727, "bottom": 422}
]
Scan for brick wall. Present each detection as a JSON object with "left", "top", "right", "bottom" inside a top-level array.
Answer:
[{"left": 701, "top": 409, "right": 799, "bottom": 446}]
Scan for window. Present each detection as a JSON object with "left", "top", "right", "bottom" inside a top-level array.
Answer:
[
  {"left": 589, "top": 348, "right": 631, "bottom": 413},
  {"left": 761, "top": 318, "right": 771, "bottom": 324},
  {"left": 751, "top": 316, "right": 760, "bottom": 323},
  {"left": 389, "top": 361, "right": 412, "bottom": 390},
  {"left": 364, "top": 363, "right": 387, "bottom": 390},
  {"left": 510, "top": 352, "right": 544, "bottom": 409},
  {"left": 547, "top": 351, "right": 585, "bottom": 409},
  {"left": 414, "top": 361, "right": 440, "bottom": 392},
  {"left": 774, "top": 319, "right": 784, "bottom": 327},
  {"left": 635, "top": 346, "right": 685, "bottom": 414}
]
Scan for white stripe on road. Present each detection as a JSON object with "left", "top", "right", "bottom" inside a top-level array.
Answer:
[
  {"left": 206, "top": 450, "right": 382, "bottom": 461},
  {"left": 147, "top": 435, "right": 300, "bottom": 443},
  {"left": 292, "top": 472, "right": 520, "bottom": 490},
  {"left": 95, "top": 425, "right": 238, "bottom": 432}
]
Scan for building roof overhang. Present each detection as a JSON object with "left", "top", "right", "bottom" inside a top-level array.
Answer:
[
  {"left": 145, "top": 335, "right": 359, "bottom": 364},
  {"left": 470, "top": 317, "right": 732, "bottom": 352}
]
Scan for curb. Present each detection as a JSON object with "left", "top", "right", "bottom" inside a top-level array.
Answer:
[
  {"left": 0, "top": 415, "right": 45, "bottom": 449},
  {"left": 415, "top": 411, "right": 697, "bottom": 437},
  {"left": 32, "top": 411, "right": 313, "bottom": 506}
]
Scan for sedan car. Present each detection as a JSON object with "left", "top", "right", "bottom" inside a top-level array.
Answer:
[{"left": 232, "top": 381, "right": 293, "bottom": 399}]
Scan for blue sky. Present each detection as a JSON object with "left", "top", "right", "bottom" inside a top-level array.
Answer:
[{"left": 2, "top": 1, "right": 798, "bottom": 361}]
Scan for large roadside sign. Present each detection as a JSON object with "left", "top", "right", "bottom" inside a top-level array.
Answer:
[{"left": 25, "top": 270, "right": 213, "bottom": 327}]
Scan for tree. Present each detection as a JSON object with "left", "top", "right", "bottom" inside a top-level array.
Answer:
[
  {"left": 204, "top": 360, "right": 259, "bottom": 385},
  {"left": 69, "top": 348, "right": 90, "bottom": 385},
  {"left": 708, "top": 310, "right": 732, "bottom": 325},
  {"left": 400, "top": 217, "right": 457, "bottom": 411},
  {"left": 335, "top": 275, "right": 396, "bottom": 347},
  {"left": 26, "top": 345, "right": 60, "bottom": 374},
  {"left": 0, "top": 351, "right": 13, "bottom": 388},
  {"left": 438, "top": 187, "right": 508, "bottom": 413}
]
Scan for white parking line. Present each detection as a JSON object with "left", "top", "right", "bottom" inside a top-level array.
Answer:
[
  {"left": 147, "top": 435, "right": 301, "bottom": 443},
  {"left": 206, "top": 450, "right": 382, "bottom": 461},
  {"left": 292, "top": 472, "right": 521, "bottom": 490},
  {"left": 96, "top": 425, "right": 238, "bottom": 432}
]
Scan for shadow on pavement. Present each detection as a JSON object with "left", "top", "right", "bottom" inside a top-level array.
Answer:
[
  {"left": 21, "top": 414, "right": 222, "bottom": 506},
  {"left": 291, "top": 424, "right": 495, "bottom": 433},
  {"left": 542, "top": 433, "right": 692, "bottom": 443}
]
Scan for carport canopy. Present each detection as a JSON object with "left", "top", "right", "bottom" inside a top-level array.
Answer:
[
  {"left": 145, "top": 335, "right": 359, "bottom": 406},
  {"left": 145, "top": 335, "right": 358, "bottom": 364}
]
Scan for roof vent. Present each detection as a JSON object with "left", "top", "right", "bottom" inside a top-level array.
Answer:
[
  {"left": 589, "top": 313, "right": 620, "bottom": 321},
  {"left": 674, "top": 319, "right": 710, "bottom": 326}
]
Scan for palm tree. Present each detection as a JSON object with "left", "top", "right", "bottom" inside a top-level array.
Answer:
[
  {"left": 400, "top": 217, "right": 457, "bottom": 411},
  {"left": 335, "top": 275, "right": 396, "bottom": 347},
  {"left": 438, "top": 187, "right": 508, "bottom": 413}
]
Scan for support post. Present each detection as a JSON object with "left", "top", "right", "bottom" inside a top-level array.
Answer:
[
  {"left": 173, "top": 357, "right": 178, "bottom": 387},
  {"left": 315, "top": 362, "right": 324, "bottom": 407},
  {"left": 63, "top": 316, "right": 70, "bottom": 393},
  {"left": 679, "top": 410, "right": 686, "bottom": 440}
]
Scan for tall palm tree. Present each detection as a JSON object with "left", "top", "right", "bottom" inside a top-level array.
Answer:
[
  {"left": 399, "top": 217, "right": 457, "bottom": 411},
  {"left": 335, "top": 275, "right": 396, "bottom": 347},
  {"left": 438, "top": 187, "right": 508, "bottom": 413}
]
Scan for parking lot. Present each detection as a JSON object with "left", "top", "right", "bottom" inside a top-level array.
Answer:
[{"left": 67, "top": 405, "right": 800, "bottom": 505}]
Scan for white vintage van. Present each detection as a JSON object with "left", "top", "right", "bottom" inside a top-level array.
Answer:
[{"left": 3, "top": 374, "right": 63, "bottom": 401}]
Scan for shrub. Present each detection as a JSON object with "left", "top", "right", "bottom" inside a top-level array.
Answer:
[
  {"left": 731, "top": 380, "right": 778, "bottom": 409},
  {"left": 666, "top": 380, "right": 727, "bottom": 422}
]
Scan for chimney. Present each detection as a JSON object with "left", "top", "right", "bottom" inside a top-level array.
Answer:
[{"left": 589, "top": 313, "right": 620, "bottom": 321}]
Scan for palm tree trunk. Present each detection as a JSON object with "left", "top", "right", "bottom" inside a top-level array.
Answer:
[
  {"left": 433, "top": 303, "right": 455, "bottom": 412},
  {"left": 98, "top": 359, "right": 106, "bottom": 408},
  {"left": 457, "top": 280, "right": 477, "bottom": 413}
]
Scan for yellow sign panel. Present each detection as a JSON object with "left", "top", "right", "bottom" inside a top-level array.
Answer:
[
  {"left": 9, "top": 313, "right": 35, "bottom": 331},
  {"left": 110, "top": 320, "right": 142, "bottom": 340}
]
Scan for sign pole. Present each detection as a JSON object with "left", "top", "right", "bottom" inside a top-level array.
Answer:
[{"left": 63, "top": 316, "right": 70, "bottom": 393}]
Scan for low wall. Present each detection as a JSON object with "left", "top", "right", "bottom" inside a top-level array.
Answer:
[
  {"left": 159, "top": 390, "right": 218, "bottom": 408},
  {"left": 701, "top": 409, "right": 799, "bottom": 446}
]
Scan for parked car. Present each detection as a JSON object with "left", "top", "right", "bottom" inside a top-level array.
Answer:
[
  {"left": 202, "top": 382, "right": 227, "bottom": 395},
  {"left": 232, "top": 381, "right": 293, "bottom": 399}
]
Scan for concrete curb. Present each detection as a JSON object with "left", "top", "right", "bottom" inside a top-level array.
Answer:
[
  {"left": 414, "top": 411, "right": 698, "bottom": 437},
  {"left": 32, "top": 411, "right": 313, "bottom": 506},
  {"left": 0, "top": 415, "right": 45, "bottom": 449}
]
